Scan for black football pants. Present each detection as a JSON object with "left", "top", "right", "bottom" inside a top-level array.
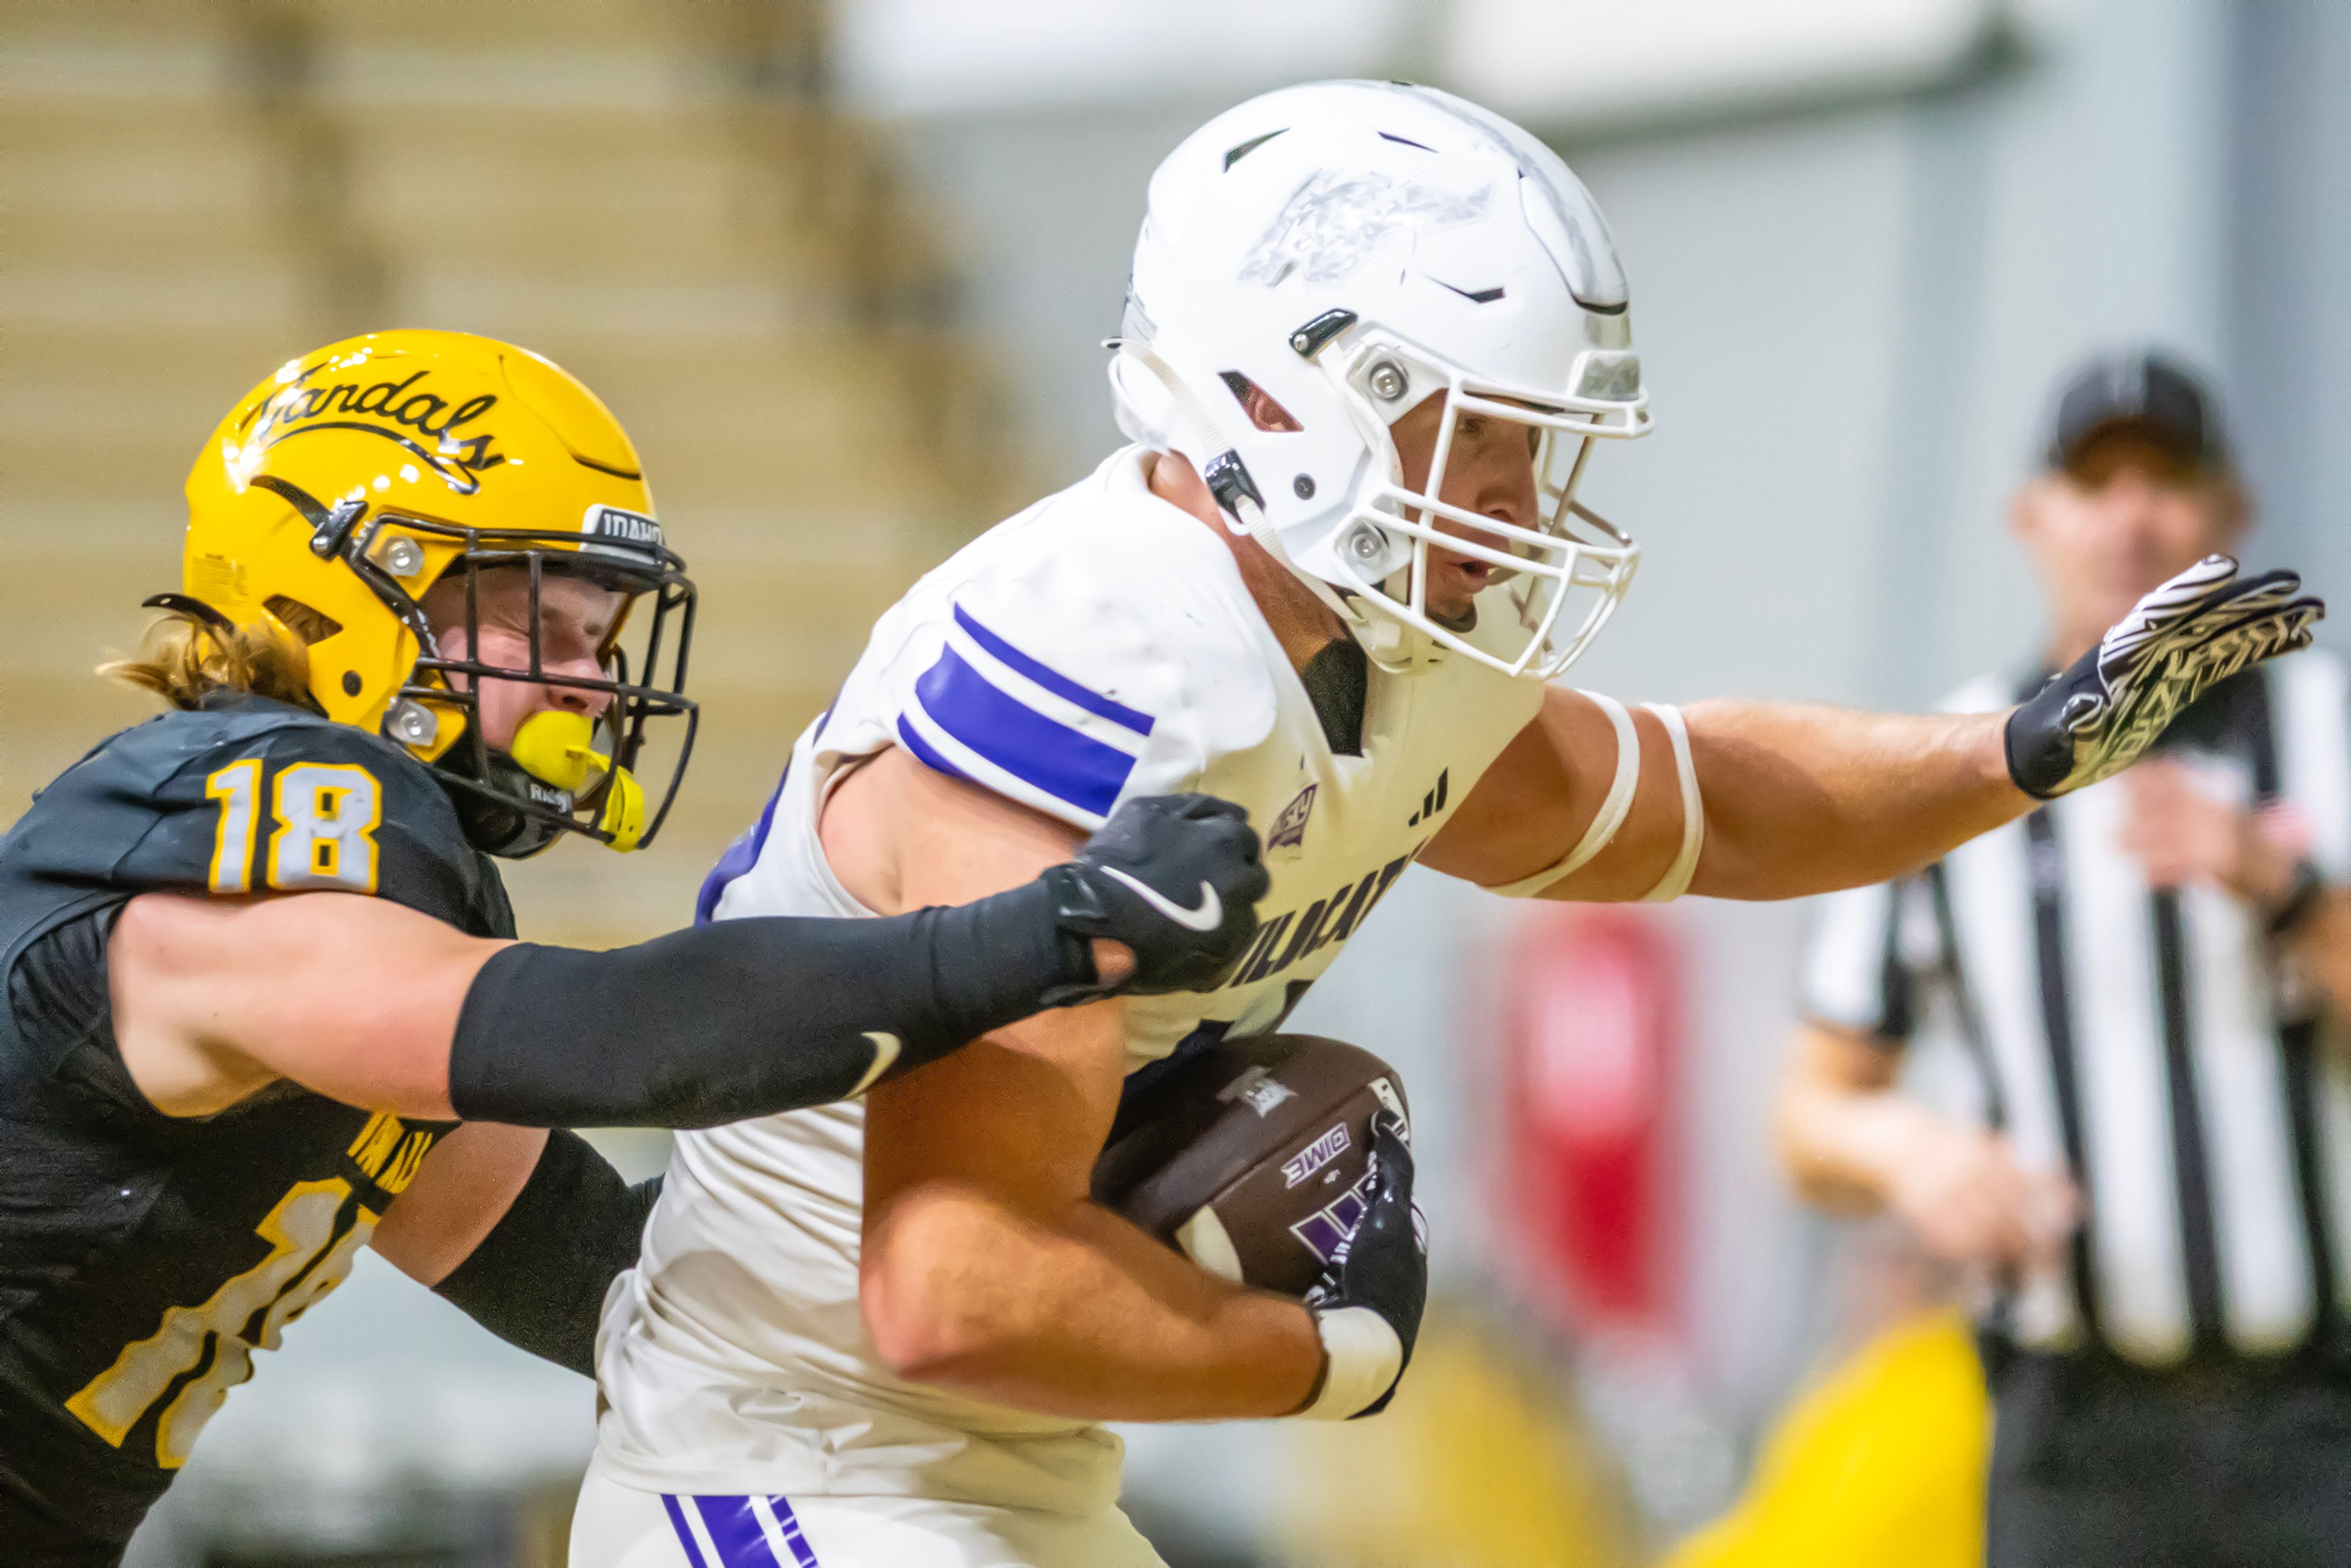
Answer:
[{"left": 1984, "top": 1345, "right": 2351, "bottom": 1568}]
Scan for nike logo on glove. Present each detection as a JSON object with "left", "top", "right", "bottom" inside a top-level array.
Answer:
[{"left": 1100, "top": 866, "right": 1224, "bottom": 932}]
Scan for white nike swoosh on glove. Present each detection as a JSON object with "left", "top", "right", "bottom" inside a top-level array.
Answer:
[
  {"left": 848, "top": 1032, "right": 901, "bottom": 1097},
  {"left": 1099, "top": 866, "right": 1224, "bottom": 932}
]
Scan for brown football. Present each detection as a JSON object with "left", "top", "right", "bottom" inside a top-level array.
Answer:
[{"left": 1092, "top": 1033, "right": 1409, "bottom": 1298}]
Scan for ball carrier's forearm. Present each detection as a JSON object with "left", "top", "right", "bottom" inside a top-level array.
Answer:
[
  {"left": 1682, "top": 702, "right": 2030, "bottom": 899},
  {"left": 862, "top": 1179, "right": 1322, "bottom": 1422}
]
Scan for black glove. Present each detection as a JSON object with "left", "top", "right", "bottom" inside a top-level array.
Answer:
[
  {"left": 2006, "top": 555, "right": 2323, "bottom": 799},
  {"left": 1038, "top": 793, "right": 1270, "bottom": 1003},
  {"left": 1299, "top": 1110, "right": 1427, "bottom": 1420}
]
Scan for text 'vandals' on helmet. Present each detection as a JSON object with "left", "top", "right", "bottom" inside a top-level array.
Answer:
[
  {"left": 1111, "top": 80, "right": 1651, "bottom": 680},
  {"left": 181, "top": 329, "right": 698, "bottom": 857}
]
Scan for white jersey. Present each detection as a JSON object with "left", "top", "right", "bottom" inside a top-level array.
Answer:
[{"left": 593, "top": 448, "right": 1547, "bottom": 1514}]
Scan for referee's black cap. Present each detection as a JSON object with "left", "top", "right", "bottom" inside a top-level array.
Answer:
[{"left": 2042, "top": 350, "right": 2233, "bottom": 476}]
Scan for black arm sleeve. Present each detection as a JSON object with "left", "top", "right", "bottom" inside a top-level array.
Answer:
[
  {"left": 431, "top": 1130, "right": 659, "bottom": 1377},
  {"left": 447, "top": 877, "right": 1089, "bottom": 1128}
]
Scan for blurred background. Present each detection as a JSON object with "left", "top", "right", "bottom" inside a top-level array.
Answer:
[{"left": 2, "top": 0, "right": 2344, "bottom": 1562}]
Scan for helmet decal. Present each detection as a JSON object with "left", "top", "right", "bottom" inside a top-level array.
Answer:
[
  {"left": 230, "top": 359, "right": 506, "bottom": 495},
  {"left": 1238, "top": 170, "right": 1490, "bottom": 290}
]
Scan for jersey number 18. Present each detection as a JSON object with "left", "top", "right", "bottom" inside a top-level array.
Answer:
[{"left": 205, "top": 760, "right": 382, "bottom": 896}]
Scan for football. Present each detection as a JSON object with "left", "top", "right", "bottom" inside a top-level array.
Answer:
[{"left": 1092, "top": 1033, "right": 1409, "bottom": 1297}]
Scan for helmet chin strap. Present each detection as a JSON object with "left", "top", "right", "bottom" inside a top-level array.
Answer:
[{"left": 1116, "top": 339, "right": 1436, "bottom": 675}]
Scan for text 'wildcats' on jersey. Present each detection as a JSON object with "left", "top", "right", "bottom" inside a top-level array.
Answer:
[
  {"left": 0, "top": 696, "right": 514, "bottom": 1561},
  {"left": 594, "top": 447, "right": 1547, "bottom": 1513}
]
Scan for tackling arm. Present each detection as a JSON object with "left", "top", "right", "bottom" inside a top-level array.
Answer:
[
  {"left": 841, "top": 747, "right": 1325, "bottom": 1421},
  {"left": 104, "top": 790, "right": 1265, "bottom": 1123}
]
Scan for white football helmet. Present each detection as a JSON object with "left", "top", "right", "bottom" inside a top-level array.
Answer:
[{"left": 1111, "top": 80, "right": 1651, "bottom": 680}]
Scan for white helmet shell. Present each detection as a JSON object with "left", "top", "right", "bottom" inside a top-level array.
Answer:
[{"left": 1112, "top": 80, "right": 1651, "bottom": 680}]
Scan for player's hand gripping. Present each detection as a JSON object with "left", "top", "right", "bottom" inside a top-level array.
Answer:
[
  {"left": 2006, "top": 555, "right": 2323, "bottom": 799},
  {"left": 1297, "top": 1110, "right": 1426, "bottom": 1420},
  {"left": 1040, "top": 793, "right": 1271, "bottom": 1003}
]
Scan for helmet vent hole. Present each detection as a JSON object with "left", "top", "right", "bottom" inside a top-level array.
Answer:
[
  {"left": 263, "top": 595, "right": 343, "bottom": 645},
  {"left": 342, "top": 670, "right": 362, "bottom": 697},
  {"left": 1377, "top": 131, "right": 1435, "bottom": 152},
  {"left": 1217, "top": 371, "right": 1302, "bottom": 433}
]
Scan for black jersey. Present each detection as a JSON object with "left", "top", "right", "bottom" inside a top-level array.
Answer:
[{"left": 0, "top": 695, "right": 514, "bottom": 1564}]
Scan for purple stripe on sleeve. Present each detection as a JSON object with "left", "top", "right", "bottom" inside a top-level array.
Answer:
[
  {"left": 896, "top": 713, "right": 974, "bottom": 783},
  {"left": 910, "top": 644, "right": 1136, "bottom": 818},
  {"left": 952, "top": 603, "right": 1155, "bottom": 735}
]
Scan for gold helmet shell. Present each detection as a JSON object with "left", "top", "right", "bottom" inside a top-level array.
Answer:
[{"left": 179, "top": 329, "right": 697, "bottom": 853}]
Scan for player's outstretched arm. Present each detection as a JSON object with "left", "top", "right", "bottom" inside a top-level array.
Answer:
[
  {"left": 1426, "top": 557, "right": 2322, "bottom": 902},
  {"left": 105, "top": 793, "right": 1269, "bottom": 1123}
]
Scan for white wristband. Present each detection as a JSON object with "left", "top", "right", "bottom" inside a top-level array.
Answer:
[{"left": 1295, "top": 1305, "right": 1403, "bottom": 1420}]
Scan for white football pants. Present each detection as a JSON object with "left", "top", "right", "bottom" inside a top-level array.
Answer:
[{"left": 568, "top": 1455, "right": 1169, "bottom": 1568}]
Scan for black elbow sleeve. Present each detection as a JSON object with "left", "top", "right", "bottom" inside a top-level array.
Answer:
[
  {"left": 446, "top": 881, "right": 1089, "bottom": 1128},
  {"left": 432, "top": 1130, "right": 659, "bottom": 1378}
]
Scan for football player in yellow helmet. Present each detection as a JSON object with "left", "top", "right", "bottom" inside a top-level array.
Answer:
[
  {"left": 167, "top": 326, "right": 696, "bottom": 855},
  {"left": 0, "top": 329, "right": 1270, "bottom": 1565}
]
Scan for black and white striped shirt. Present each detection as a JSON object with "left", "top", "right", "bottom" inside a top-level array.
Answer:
[{"left": 1803, "top": 654, "right": 2351, "bottom": 1365}]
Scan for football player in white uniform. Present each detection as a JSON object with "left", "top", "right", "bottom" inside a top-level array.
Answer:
[{"left": 573, "top": 81, "right": 2318, "bottom": 1567}]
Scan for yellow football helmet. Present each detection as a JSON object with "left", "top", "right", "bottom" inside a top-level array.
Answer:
[{"left": 178, "top": 329, "right": 698, "bottom": 856}]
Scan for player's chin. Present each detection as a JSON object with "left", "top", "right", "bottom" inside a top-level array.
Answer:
[{"left": 1426, "top": 599, "right": 1479, "bottom": 634}]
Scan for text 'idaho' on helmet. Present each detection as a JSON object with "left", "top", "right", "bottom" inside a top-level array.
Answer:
[
  {"left": 180, "top": 328, "right": 698, "bottom": 858},
  {"left": 1110, "top": 80, "right": 1651, "bottom": 681}
]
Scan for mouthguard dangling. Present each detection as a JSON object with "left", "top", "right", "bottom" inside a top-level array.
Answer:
[{"left": 509, "top": 710, "right": 647, "bottom": 852}]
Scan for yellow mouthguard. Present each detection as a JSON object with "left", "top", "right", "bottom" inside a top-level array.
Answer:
[{"left": 509, "top": 710, "right": 647, "bottom": 852}]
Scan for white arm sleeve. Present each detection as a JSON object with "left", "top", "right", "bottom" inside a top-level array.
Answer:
[
  {"left": 1637, "top": 702, "right": 1704, "bottom": 902},
  {"left": 1483, "top": 690, "right": 1641, "bottom": 899}
]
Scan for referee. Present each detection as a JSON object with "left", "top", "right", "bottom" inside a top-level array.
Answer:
[{"left": 1777, "top": 351, "right": 2351, "bottom": 1566}]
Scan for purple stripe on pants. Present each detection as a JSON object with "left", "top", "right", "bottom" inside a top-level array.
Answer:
[{"left": 659, "top": 1494, "right": 710, "bottom": 1568}]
